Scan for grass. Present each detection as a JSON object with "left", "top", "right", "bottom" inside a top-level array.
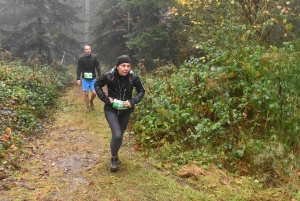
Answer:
[
  {"left": 1, "top": 72, "right": 212, "bottom": 201},
  {"left": 1, "top": 67, "right": 298, "bottom": 201}
]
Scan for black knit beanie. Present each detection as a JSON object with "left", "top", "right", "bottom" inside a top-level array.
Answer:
[{"left": 116, "top": 55, "right": 131, "bottom": 67}]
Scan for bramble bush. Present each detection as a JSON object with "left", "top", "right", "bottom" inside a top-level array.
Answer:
[
  {"left": 133, "top": 41, "right": 300, "bottom": 186},
  {"left": 0, "top": 51, "right": 73, "bottom": 173},
  {"left": 132, "top": 0, "right": 300, "bottom": 187},
  {"left": 0, "top": 53, "right": 72, "bottom": 135}
]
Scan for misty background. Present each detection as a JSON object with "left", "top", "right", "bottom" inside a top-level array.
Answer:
[
  {"left": 0, "top": 0, "right": 179, "bottom": 70},
  {"left": 0, "top": 0, "right": 300, "bottom": 70},
  {"left": 0, "top": 0, "right": 109, "bottom": 67}
]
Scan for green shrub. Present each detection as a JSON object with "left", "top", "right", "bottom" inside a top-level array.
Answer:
[
  {"left": 0, "top": 56, "right": 73, "bottom": 172},
  {"left": 132, "top": 40, "right": 300, "bottom": 182},
  {"left": 0, "top": 58, "right": 72, "bottom": 140}
]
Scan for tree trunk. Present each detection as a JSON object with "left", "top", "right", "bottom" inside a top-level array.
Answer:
[
  {"left": 38, "top": 16, "right": 42, "bottom": 55},
  {"left": 85, "top": 0, "right": 90, "bottom": 44}
]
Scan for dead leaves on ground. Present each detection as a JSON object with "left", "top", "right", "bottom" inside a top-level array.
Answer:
[
  {"left": 177, "top": 163, "right": 230, "bottom": 188},
  {"left": 177, "top": 164, "right": 207, "bottom": 177}
]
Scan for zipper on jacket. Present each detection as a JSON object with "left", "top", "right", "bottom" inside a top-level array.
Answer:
[
  {"left": 118, "top": 77, "right": 121, "bottom": 115},
  {"left": 117, "top": 75, "right": 132, "bottom": 114},
  {"left": 123, "top": 89, "right": 126, "bottom": 101}
]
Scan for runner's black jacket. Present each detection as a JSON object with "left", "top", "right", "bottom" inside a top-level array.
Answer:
[
  {"left": 94, "top": 68, "right": 145, "bottom": 114},
  {"left": 77, "top": 54, "right": 100, "bottom": 80}
]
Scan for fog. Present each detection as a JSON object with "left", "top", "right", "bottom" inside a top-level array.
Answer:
[{"left": 0, "top": 0, "right": 103, "bottom": 64}]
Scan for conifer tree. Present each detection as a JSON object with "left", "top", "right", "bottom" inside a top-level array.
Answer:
[{"left": 0, "top": 0, "right": 82, "bottom": 63}]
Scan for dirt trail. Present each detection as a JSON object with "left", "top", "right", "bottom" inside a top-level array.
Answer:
[{"left": 0, "top": 81, "right": 207, "bottom": 201}]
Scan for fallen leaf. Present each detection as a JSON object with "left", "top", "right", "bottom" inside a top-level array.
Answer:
[
  {"left": 134, "top": 143, "right": 139, "bottom": 151},
  {"left": 35, "top": 191, "right": 41, "bottom": 200},
  {"left": 11, "top": 182, "right": 17, "bottom": 187},
  {"left": 219, "top": 177, "right": 229, "bottom": 185},
  {"left": 32, "top": 146, "right": 37, "bottom": 153},
  {"left": 5, "top": 128, "right": 11, "bottom": 135},
  {"left": 177, "top": 164, "right": 207, "bottom": 177},
  {"left": 3, "top": 134, "right": 8, "bottom": 140},
  {"left": 86, "top": 181, "right": 94, "bottom": 186}
]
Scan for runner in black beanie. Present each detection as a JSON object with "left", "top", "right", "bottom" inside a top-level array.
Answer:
[
  {"left": 94, "top": 55, "right": 145, "bottom": 172},
  {"left": 116, "top": 56, "right": 131, "bottom": 67}
]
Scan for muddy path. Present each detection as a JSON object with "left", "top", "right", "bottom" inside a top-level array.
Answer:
[{"left": 0, "top": 82, "right": 206, "bottom": 201}]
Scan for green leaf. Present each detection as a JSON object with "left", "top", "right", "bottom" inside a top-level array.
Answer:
[{"left": 236, "top": 150, "right": 244, "bottom": 158}]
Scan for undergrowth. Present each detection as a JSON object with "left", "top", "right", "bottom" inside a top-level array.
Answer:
[
  {"left": 0, "top": 50, "right": 73, "bottom": 174},
  {"left": 132, "top": 41, "right": 300, "bottom": 199}
]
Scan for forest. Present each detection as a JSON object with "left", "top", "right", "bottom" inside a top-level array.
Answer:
[{"left": 1, "top": 0, "right": 300, "bottom": 200}]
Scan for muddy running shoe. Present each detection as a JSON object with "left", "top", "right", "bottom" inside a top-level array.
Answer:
[
  {"left": 110, "top": 157, "right": 118, "bottom": 172},
  {"left": 116, "top": 157, "right": 121, "bottom": 164},
  {"left": 86, "top": 106, "right": 90, "bottom": 113},
  {"left": 89, "top": 100, "right": 94, "bottom": 110}
]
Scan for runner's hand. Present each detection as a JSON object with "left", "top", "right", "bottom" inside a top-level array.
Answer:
[{"left": 126, "top": 100, "right": 131, "bottom": 108}]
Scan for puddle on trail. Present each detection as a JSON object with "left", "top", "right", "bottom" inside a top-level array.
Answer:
[{"left": 42, "top": 126, "right": 105, "bottom": 172}]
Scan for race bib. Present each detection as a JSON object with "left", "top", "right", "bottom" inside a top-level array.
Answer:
[
  {"left": 112, "top": 99, "right": 128, "bottom": 110},
  {"left": 84, "top": 72, "right": 93, "bottom": 79}
]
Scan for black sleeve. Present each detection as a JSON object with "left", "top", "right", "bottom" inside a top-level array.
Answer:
[
  {"left": 132, "top": 76, "right": 145, "bottom": 104},
  {"left": 96, "top": 58, "right": 101, "bottom": 77},
  {"left": 94, "top": 73, "right": 108, "bottom": 102}
]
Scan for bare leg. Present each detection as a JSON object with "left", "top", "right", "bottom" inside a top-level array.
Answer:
[
  {"left": 84, "top": 91, "right": 89, "bottom": 108},
  {"left": 91, "top": 91, "right": 96, "bottom": 101},
  {"left": 89, "top": 91, "right": 96, "bottom": 110}
]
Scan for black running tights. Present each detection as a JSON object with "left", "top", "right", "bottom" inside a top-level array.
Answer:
[{"left": 104, "top": 109, "right": 131, "bottom": 157}]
